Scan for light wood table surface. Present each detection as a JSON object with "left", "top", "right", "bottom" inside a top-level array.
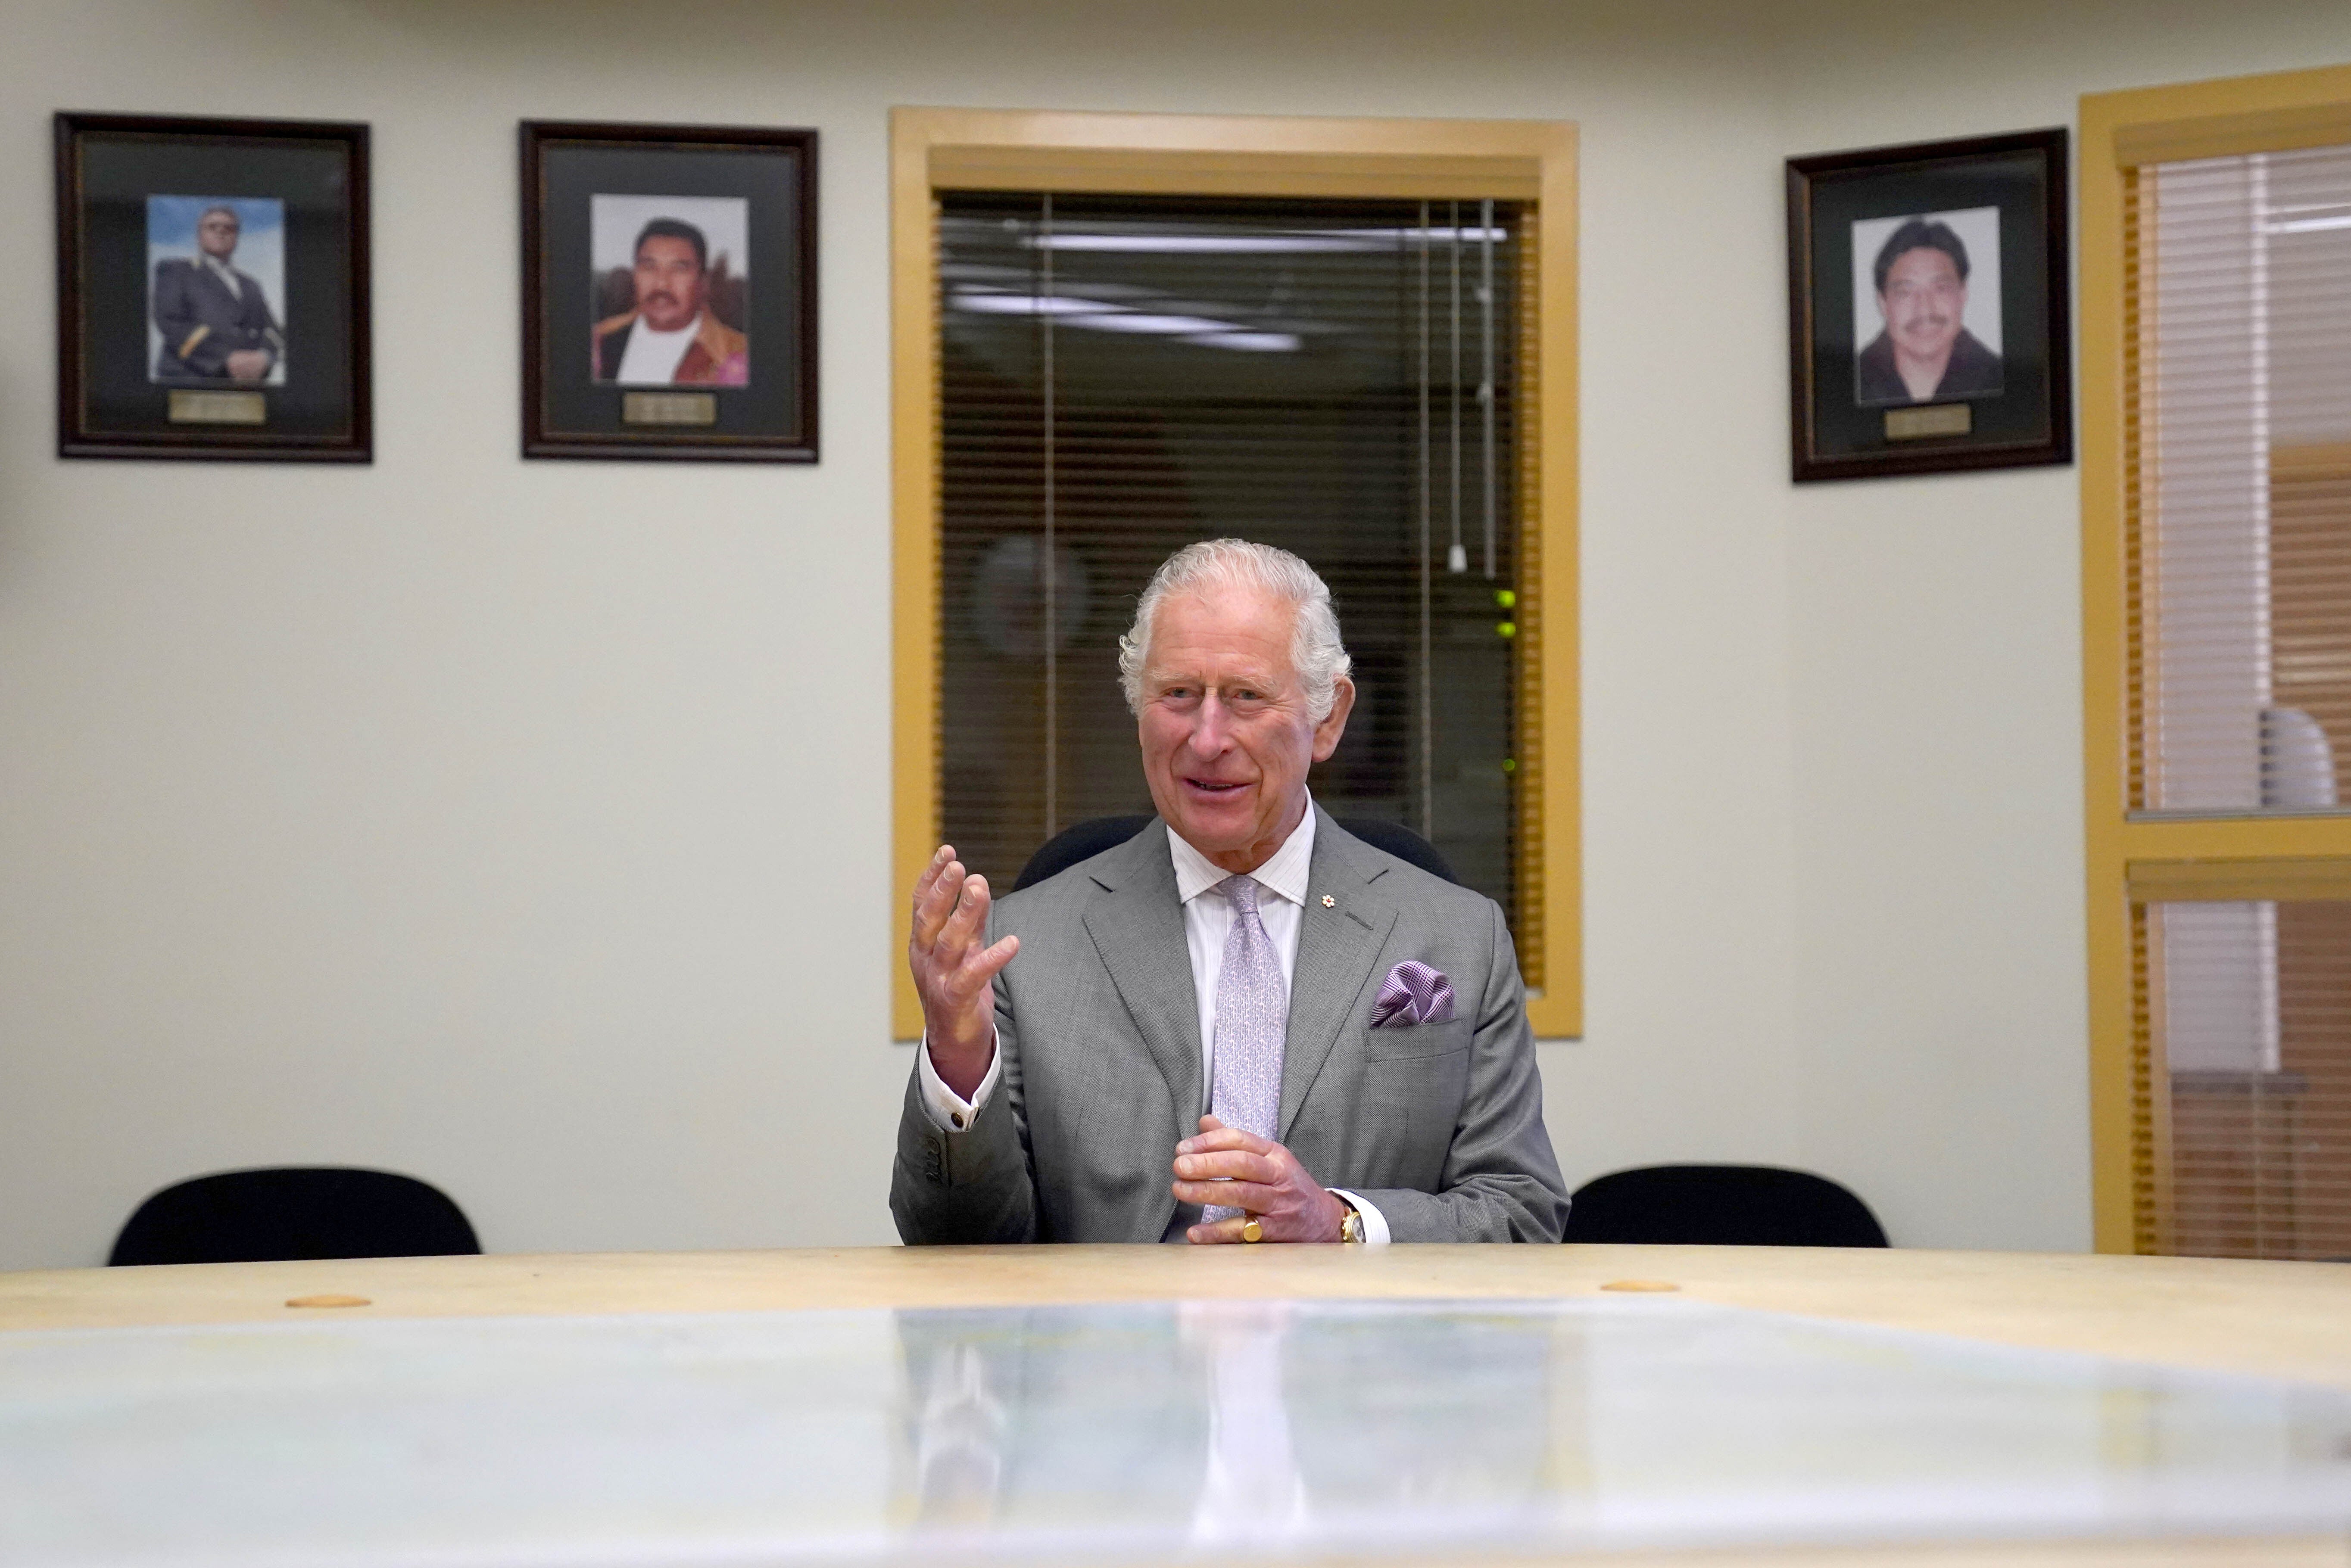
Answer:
[
  {"left": 7, "top": 1244, "right": 2348, "bottom": 1568},
  {"left": 6, "top": 1243, "right": 2349, "bottom": 1392}
]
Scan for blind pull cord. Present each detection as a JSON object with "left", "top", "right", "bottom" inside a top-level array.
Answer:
[
  {"left": 2248, "top": 156, "right": 2274, "bottom": 716},
  {"left": 1040, "top": 193, "right": 1058, "bottom": 840},
  {"left": 1449, "top": 199, "right": 1467, "bottom": 576},
  {"left": 1418, "top": 200, "right": 1435, "bottom": 839},
  {"left": 1481, "top": 198, "right": 1497, "bottom": 581}
]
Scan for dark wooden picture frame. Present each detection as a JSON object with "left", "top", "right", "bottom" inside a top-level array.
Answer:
[
  {"left": 521, "top": 121, "right": 818, "bottom": 462},
  {"left": 55, "top": 112, "right": 371, "bottom": 463},
  {"left": 1786, "top": 128, "right": 2070, "bottom": 483}
]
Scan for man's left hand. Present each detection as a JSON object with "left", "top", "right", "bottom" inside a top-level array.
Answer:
[{"left": 1172, "top": 1114, "right": 1347, "bottom": 1244}]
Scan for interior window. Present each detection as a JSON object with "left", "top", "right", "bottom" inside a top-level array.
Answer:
[{"left": 935, "top": 193, "right": 1534, "bottom": 935}]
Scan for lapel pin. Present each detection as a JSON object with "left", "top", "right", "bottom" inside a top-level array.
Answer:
[{"left": 1321, "top": 894, "right": 1335, "bottom": 908}]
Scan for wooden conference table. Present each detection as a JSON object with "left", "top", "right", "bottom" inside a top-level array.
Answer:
[{"left": 5, "top": 1243, "right": 2350, "bottom": 1566}]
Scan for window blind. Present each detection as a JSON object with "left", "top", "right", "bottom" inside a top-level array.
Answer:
[
  {"left": 936, "top": 193, "right": 1531, "bottom": 936},
  {"left": 2135, "top": 145, "right": 2351, "bottom": 812},
  {"left": 2140, "top": 897, "right": 2351, "bottom": 1260},
  {"left": 2128, "top": 134, "right": 2351, "bottom": 1261}
]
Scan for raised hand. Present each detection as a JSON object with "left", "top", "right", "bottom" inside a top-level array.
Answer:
[
  {"left": 908, "top": 845, "right": 1019, "bottom": 1100},
  {"left": 1172, "top": 1115, "right": 1347, "bottom": 1243}
]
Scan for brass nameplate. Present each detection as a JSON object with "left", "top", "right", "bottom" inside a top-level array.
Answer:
[
  {"left": 1884, "top": 402, "right": 1971, "bottom": 441},
  {"left": 168, "top": 389, "right": 267, "bottom": 425},
  {"left": 623, "top": 392, "right": 717, "bottom": 426}
]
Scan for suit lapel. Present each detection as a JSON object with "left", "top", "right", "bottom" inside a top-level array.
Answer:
[
  {"left": 1079, "top": 821, "right": 1203, "bottom": 1134},
  {"left": 196, "top": 263, "right": 241, "bottom": 313},
  {"left": 599, "top": 321, "right": 633, "bottom": 381},
  {"left": 1279, "top": 810, "right": 1397, "bottom": 1140}
]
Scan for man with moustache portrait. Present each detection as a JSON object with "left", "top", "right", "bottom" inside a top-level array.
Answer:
[
  {"left": 592, "top": 217, "right": 748, "bottom": 387},
  {"left": 1854, "top": 216, "right": 2002, "bottom": 406}
]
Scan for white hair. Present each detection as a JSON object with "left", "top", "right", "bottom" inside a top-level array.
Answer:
[{"left": 1116, "top": 538, "right": 1353, "bottom": 722}]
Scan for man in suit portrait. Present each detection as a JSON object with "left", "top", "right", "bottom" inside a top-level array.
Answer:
[
  {"left": 1854, "top": 216, "right": 2003, "bottom": 406},
  {"left": 592, "top": 218, "right": 748, "bottom": 387},
  {"left": 151, "top": 205, "right": 283, "bottom": 383},
  {"left": 893, "top": 538, "right": 1571, "bottom": 1245}
]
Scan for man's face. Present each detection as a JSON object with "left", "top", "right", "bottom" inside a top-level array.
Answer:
[
  {"left": 196, "top": 210, "right": 239, "bottom": 261},
  {"left": 1877, "top": 245, "right": 1965, "bottom": 364},
  {"left": 1136, "top": 584, "right": 1354, "bottom": 871},
  {"left": 633, "top": 235, "right": 706, "bottom": 333}
]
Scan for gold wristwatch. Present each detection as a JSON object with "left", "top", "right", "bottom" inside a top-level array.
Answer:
[{"left": 1334, "top": 1193, "right": 1365, "bottom": 1244}]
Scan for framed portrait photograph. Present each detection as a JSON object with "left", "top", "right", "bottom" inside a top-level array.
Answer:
[
  {"left": 55, "top": 112, "right": 371, "bottom": 462},
  {"left": 1785, "top": 128, "right": 2069, "bottom": 482},
  {"left": 521, "top": 121, "right": 818, "bottom": 461}
]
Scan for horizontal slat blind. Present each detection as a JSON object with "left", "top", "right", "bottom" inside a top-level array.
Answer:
[
  {"left": 937, "top": 193, "right": 1527, "bottom": 926},
  {"left": 2130, "top": 130, "right": 2351, "bottom": 1262},
  {"left": 2143, "top": 896, "right": 2351, "bottom": 1260},
  {"left": 2139, "top": 144, "right": 2351, "bottom": 812}
]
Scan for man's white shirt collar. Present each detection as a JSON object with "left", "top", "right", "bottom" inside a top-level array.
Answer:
[
  {"left": 201, "top": 254, "right": 242, "bottom": 299},
  {"left": 614, "top": 311, "right": 705, "bottom": 386},
  {"left": 1167, "top": 800, "right": 1315, "bottom": 908}
]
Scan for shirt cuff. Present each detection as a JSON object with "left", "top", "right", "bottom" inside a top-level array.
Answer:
[
  {"left": 1328, "top": 1188, "right": 1392, "bottom": 1246},
  {"left": 916, "top": 1029, "right": 1000, "bottom": 1133}
]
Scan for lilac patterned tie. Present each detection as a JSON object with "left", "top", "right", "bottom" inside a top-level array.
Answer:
[{"left": 1204, "top": 874, "right": 1286, "bottom": 1225}]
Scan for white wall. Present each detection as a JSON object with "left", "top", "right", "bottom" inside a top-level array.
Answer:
[
  {"left": 3, "top": 0, "right": 2348, "bottom": 1269},
  {"left": 1772, "top": 0, "right": 2351, "bottom": 1251}
]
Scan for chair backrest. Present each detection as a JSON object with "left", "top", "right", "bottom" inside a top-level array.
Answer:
[
  {"left": 1013, "top": 814, "right": 1458, "bottom": 893},
  {"left": 1012, "top": 815, "right": 1155, "bottom": 891},
  {"left": 108, "top": 1167, "right": 481, "bottom": 1266},
  {"left": 1336, "top": 818, "right": 1457, "bottom": 884},
  {"left": 1561, "top": 1164, "right": 1889, "bottom": 1248}
]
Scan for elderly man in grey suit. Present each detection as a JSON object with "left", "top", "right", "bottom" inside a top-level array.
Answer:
[{"left": 893, "top": 539, "right": 1569, "bottom": 1245}]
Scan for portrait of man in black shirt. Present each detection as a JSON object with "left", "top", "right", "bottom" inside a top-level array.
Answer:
[{"left": 1854, "top": 215, "right": 2002, "bottom": 407}]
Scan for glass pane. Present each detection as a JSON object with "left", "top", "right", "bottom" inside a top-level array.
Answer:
[
  {"left": 937, "top": 193, "right": 1525, "bottom": 923},
  {"left": 2148, "top": 898, "right": 2351, "bottom": 1259},
  {"left": 2142, "top": 145, "right": 2351, "bottom": 812}
]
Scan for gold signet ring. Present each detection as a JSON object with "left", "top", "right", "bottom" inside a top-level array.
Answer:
[{"left": 1241, "top": 1218, "right": 1265, "bottom": 1243}]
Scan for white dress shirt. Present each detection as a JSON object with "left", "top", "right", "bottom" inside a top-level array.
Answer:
[
  {"left": 613, "top": 311, "right": 703, "bottom": 385},
  {"left": 201, "top": 253, "right": 243, "bottom": 300},
  {"left": 919, "top": 803, "right": 1391, "bottom": 1244}
]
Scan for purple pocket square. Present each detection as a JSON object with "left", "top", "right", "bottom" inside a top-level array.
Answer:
[{"left": 1370, "top": 960, "right": 1455, "bottom": 1028}]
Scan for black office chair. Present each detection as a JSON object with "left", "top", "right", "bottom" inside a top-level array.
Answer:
[
  {"left": 1561, "top": 1164, "right": 1889, "bottom": 1248},
  {"left": 108, "top": 1167, "right": 481, "bottom": 1266},
  {"left": 1012, "top": 814, "right": 1458, "bottom": 891},
  {"left": 1013, "top": 815, "right": 1154, "bottom": 890}
]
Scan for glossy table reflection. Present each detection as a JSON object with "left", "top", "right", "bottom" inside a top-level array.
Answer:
[{"left": 4, "top": 1244, "right": 2351, "bottom": 1567}]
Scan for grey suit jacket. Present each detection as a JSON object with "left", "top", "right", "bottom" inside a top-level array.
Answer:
[{"left": 892, "top": 809, "right": 1571, "bottom": 1243}]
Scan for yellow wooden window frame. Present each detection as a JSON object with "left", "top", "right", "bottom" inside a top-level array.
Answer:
[
  {"left": 889, "top": 107, "right": 1582, "bottom": 1042},
  {"left": 2080, "top": 62, "right": 2351, "bottom": 1252}
]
